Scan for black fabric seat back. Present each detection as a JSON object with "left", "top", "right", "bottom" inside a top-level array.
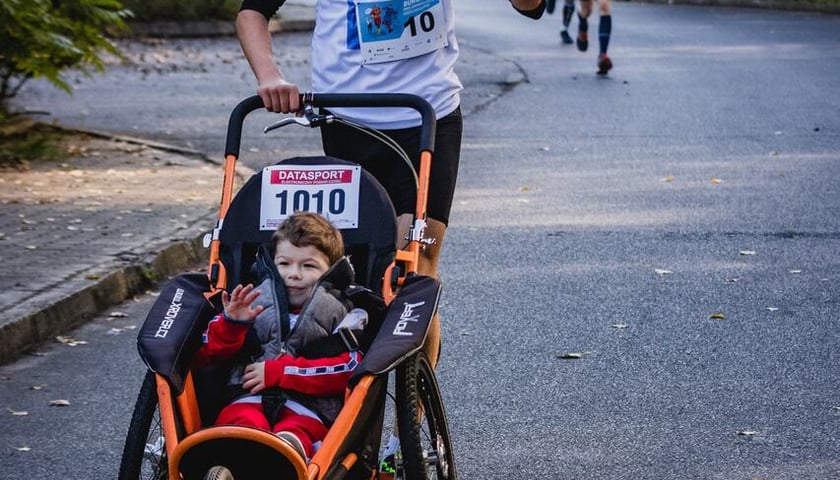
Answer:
[{"left": 218, "top": 156, "right": 397, "bottom": 293}]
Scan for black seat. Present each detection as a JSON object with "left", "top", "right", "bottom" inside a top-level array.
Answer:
[{"left": 218, "top": 156, "right": 397, "bottom": 293}]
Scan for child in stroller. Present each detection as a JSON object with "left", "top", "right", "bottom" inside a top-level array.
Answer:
[{"left": 198, "top": 212, "right": 369, "bottom": 465}]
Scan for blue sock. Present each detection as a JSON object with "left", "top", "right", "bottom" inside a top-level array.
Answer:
[{"left": 599, "top": 15, "right": 612, "bottom": 54}]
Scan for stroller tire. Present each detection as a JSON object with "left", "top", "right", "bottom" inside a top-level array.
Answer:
[
  {"left": 118, "top": 370, "right": 168, "bottom": 480},
  {"left": 203, "top": 465, "right": 235, "bottom": 480},
  {"left": 395, "top": 352, "right": 457, "bottom": 480}
]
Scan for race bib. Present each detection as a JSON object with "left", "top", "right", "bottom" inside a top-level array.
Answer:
[
  {"left": 355, "top": 0, "right": 447, "bottom": 64},
  {"left": 259, "top": 164, "right": 361, "bottom": 230}
]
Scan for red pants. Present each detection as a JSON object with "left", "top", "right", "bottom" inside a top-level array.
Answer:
[{"left": 216, "top": 402, "right": 328, "bottom": 458}]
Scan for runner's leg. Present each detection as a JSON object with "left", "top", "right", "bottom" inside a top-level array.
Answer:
[
  {"left": 577, "top": 0, "right": 592, "bottom": 52},
  {"left": 597, "top": 0, "right": 613, "bottom": 74}
]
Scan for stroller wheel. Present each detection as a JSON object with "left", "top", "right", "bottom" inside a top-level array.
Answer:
[
  {"left": 203, "top": 465, "right": 234, "bottom": 480},
  {"left": 396, "top": 353, "right": 457, "bottom": 480},
  {"left": 118, "top": 370, "right": 168, "bottom": 480}
]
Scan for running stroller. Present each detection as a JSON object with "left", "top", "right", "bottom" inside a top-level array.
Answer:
[{"left": 117, "top": 93, "right": 456, "bottom": 480}]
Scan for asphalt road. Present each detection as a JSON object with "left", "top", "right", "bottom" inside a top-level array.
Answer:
[{"left": 3, "top": 2, "right": 840, "bottom": 479}]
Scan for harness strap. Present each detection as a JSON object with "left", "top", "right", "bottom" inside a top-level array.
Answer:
[{"left": 296, "top": 328, "right": 366, "bottom": 358}]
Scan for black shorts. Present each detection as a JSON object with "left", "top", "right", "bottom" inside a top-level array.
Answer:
[{"left": 320, "top": 107, "right": 463, "bottom": 226}]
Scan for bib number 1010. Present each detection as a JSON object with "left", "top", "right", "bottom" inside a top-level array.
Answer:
[
  {"left": 275, "top": 189, "right": 346, "bottom": 216},
  {"left": 260, "top": 164, "right": 361, "bottom": 230}
]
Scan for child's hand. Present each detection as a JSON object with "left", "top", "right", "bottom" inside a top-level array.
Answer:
[
  {"left": 222, "top": 284, "right": 264, "bottom": 322},
  {"left": 243, "top": 361, "right": 267, "bottom": 393}
]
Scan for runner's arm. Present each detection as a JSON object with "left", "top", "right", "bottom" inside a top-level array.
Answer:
[{"left": 237, "top": 6, "right": 301, "bottom": 113}]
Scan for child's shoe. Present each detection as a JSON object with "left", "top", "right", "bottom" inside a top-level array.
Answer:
[
  {"left": 597, "top": 53, "right": 613, "bottom": 76},
  {"left": 276, "top": 431, "right": 306, "bottom": 460}
]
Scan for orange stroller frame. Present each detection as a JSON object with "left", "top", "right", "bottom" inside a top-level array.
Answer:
[{"left": 118, "top": 93, "right": 456, "bottom": 480}]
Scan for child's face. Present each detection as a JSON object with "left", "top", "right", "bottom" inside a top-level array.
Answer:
[{"left": 274, "top": 240, "right": 331, "bottom": 309}]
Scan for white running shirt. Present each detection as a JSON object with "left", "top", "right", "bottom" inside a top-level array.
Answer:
[{"left": 310, "top": 0, "right": 463, "bottom": 129}]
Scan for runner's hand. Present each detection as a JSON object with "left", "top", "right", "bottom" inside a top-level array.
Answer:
[{"left": 258, "top": 77, "right": 301, "bottom": 114}]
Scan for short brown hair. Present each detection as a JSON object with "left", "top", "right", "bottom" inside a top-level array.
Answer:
[{"left": 271, "top": 212, "right": 344, "bottom": 265}]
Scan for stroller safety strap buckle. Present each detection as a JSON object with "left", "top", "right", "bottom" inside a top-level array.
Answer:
[{"left": 338, "top": 327, "right": 360, "bottom": 352}]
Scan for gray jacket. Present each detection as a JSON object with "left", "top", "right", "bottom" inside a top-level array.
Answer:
[{"left": 228, "top": 253, "right": 356, "bottom": 424}]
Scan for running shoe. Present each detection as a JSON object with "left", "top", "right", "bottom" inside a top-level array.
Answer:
[
  {"left": 560, "top": 30, "right": 573, "bottom": 44},
  {"left": 380, "top": 454, "right": 398, "bottom": 479},
  {"left": 597, "top": 54, "right": 613, "bottom": 75},
  {"left": 576, "top": 30, "right": 588, "bottom": 52}
]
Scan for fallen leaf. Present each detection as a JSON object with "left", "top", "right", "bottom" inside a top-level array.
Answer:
[
  {"left": 660, "top": 174, "right": 674, "bottom": 182},
  {"left": 556, "top": 352, "right": 584, "bottom": 360},
  {"left": 612, "top": 323, "right": 629, "bottom": 329},
  {"left": 84, "top": 274, "right": 100, "bottom": 280},
  {"left": 764, "top": 307, "right": 779, "bottom": 312},
  {"left": 709, "top": 313, "right": 726, "bottom": 319},
  {"left": 654, "top": 268, "right": 673, "bottom": 275},
  {"left": 14, "top": 446, "right": 31, "bottom": 452},
  {"left": 725, "top": 277, "right": 741, "bottom": 283},
  {"left": 736, "top": 430, "right": 758, "bottom": 436},
  {"left": 109, "top": 311, "right": 128, "bottom": 318},
  {"left": 789, "top": 270, "right": 802, "bottom": 274},
  {"left": 740, "top": 250, "right": 756, "bottom": 256},
  {"left": 711, "top": 177, "right": 723, "bottom": 184},
  {"left": 7, "top": 408, "right": 28, "bottom": 416},
  {"left": 30, "top": 384, "right": 46, "bottom": 390},
  {"left": 49, "top": 399, "right": 71, "bottom": 407},
  {"left": 55, "top": 336, "right": 88, "bottom": 347}
]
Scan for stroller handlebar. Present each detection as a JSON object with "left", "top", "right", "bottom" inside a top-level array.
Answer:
[{"left": 225, "top": 93, "right": 437, "bottom": 157}]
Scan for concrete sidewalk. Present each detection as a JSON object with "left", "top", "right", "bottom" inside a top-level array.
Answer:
[
  {"left": 0, "top": 134, "right": 240, "bottom": 365},
  {"left": 0, "top": 6, "right": 315, "bottom": 365}
]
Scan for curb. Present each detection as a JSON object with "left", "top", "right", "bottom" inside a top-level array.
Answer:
[
  {"left": 0, "top": 234, "right": 209, "bottom": 365},
  {"left": 0, "top": 131, "right": 255, "bottom": 366}
]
